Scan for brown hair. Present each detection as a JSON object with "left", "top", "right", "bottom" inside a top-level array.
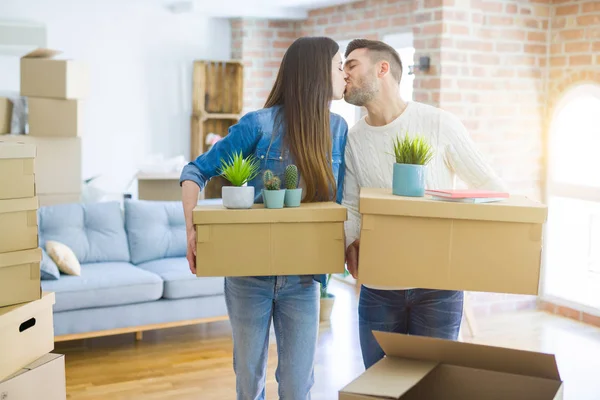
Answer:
[
  {"left": 345, "top": 38, "right": 403, "bottom": 83},
  {"left": 264, "top": 36, "right": 339, "bottom": 202}
]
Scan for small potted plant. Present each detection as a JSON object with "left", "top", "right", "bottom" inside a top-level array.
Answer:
[
  {"left": 218, "top": 150, "right": 260, "bottom": 209},
  {"left": 391, "top": 133, "right": 433, "bottom": 197},
  {"left": 283, "top": 164, "right": 302, "bottom": 207},
  {"left": 319, "top": 274, "right": 335, "bottom": 322},
  {"left": 262, "top": 169, "right": 286, "bottom": 209}
]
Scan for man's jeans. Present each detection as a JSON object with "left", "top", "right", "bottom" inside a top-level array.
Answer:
[
  {"left": 224, "top": 275, "right": 319, "bottom": 400},
  {"left": 358, "top": 286, "right": 464, "bottom": 369}
]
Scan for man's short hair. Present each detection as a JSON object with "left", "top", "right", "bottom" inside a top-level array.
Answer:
[{"left": 345, "top": 39, "right": 403, "bottom": 83}]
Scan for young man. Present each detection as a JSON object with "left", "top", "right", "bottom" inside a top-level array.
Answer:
[{"left": 341, "top": 39, "right": 508, "bottom": 369}]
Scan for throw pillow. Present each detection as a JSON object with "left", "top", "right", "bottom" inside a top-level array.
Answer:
[{"left": 46, "top": 240, "right": 81, "bottom": 276}]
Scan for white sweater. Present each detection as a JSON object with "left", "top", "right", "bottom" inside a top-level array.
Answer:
[{"left": 341, "top": 101, "right": 508, "bottom": 290}]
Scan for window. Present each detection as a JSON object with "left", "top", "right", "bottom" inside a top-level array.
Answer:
[{"left": 542, "top": 84, "right": 600, "bottom": 311}]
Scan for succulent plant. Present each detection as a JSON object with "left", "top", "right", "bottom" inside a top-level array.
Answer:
[
  {"left": 263, "top": 169, "right": 281, "bottom": 190},
  {"left": 284, "top": 164, "right": 299, "bottom": 190}
]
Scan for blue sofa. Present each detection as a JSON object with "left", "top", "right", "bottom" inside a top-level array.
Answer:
[{"left": 37, "top": 199, "right": 228, "bottom": 341}]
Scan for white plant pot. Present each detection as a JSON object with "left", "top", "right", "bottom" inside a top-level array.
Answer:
[{"left": 222, "top": 186, "right": 255, "bottom": 209}]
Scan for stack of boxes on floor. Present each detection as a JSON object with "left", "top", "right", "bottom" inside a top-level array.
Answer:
[
  {"left": 0, "top": 141, "right": 66, "bottom": 399},
  {"left": 4, "top": 48, "right": 86, "bottom": 206}
]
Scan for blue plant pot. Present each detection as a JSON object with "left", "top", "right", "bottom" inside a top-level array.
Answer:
[
  {"left": 392, "top": 163, "right": 426, "bottom": 197},
  {"left": 262, "top": 189, "right": 286, "bottom": 209},
  {"left": 284, "top": 188, "right": 302, "bottom": 207}
]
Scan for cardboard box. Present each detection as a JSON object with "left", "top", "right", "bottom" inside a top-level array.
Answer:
[
  {"left": 38, "top": 193, "right": 81, "bottom": 206},
  {"left": 0, "top": 140, "right": 36, "bottom": 200},
  {"left": 358, "top": 188, "right": 548, "bottom": 295},
  {"left": 0, "top": 353, "right": 66, "bottom": 400},
  {"left": 193, "top": 202, "right": 347, "bottom": 277},
  {"left": 137, "top": 172, "right": 182, "bottom": 201},
  {"left": 0, "top": 196, "right": 38, "bottom": 254},
  {"left": 0, "top": 292, "right": 55, "bottom": 381},
  {"left": 20, "top": 48, "right": 89, "bottom": 99},
  {"left": 0, "top": 97, "right": 13, "bottom": 134},
  {"left": 0, "top": 248, "right": 41, "bottom": 308},
  {"left": 0, "top": 135, "right": 81, "bottom": 195},
  {"left": 28, "top": 98, "right": 83, "bottom": 137},
  {"left": 339, "top": 331, "right": 563, "bottom": 400}
]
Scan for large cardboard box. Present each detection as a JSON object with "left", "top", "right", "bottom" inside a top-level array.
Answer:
[
  {"left": 358, "top": 188, "right": 548, "bottom": 295},
  {"left": 0, "top": 353, "right": 66, "bottom": 400},
  {"left": 0, "top": 135, "right": 81, "bottom": 195},
  {"left": 0, "top": 196, "right": 38, "bottom": 254},
  {"left": 21, "top": 48, "right": 89, "bottom": 99},
  {"left": 0, "top": 292, "right": 55, "bottom": 381},
  {"left": 0, "top": 248, "right": 41, "bottom": 308},
  {"left": 193, "top": 202, "right": 347, "bottom": 277},
  {"left": 339, "top": 331, "right": 563, "bottom": 400},
  {"left": 0, "top": 140, "right": 36, "bottom": 200},
  {"left": 28, "top": 98, "right": 83, "bottom": 137},
  {"left": 0, "top": 97, "right": 13, "bottom": 134},
  {"left": 39, "top": 193, "right": 81, "bottom": 206}
]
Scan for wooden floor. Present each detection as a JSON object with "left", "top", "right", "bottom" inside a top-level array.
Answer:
[{"left": 56, "top": 279, "right": 600, "bottom": 400}]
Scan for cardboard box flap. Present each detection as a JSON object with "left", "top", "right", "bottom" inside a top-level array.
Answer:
[
  {"left": 340, "top": 357, "right": 438, "bottom": 399},
  {"left": 22, "top": 48, "right": 62, "bottom": 59},
  {"left": 359, "top": 188, "right": 547, "bottom": 224},
  {"left": 374, "top": 331, "right": 561, "bottom": 381},
  {"left": 0, "top": 292, "right": 55, "bottom": 330},
  {"left": 0, "top": 248, "right": 42, "bottom": 268},
  {"left": 0, "top": 197, "right": 38, "bottom": 214},
  {"left": 0, "top": 141, "right": 36, "bottom": 159},
  {"left": 193, "top": 202, "right": 347, "bottom": 225}
]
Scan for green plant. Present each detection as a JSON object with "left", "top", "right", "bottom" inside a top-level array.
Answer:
[
  {"left": 284, "top": 164, "right": 299, "bottom": 189},
  {"left": 320, "top": 274, "right": 333, "bottom": 298},
  {"left": 218, "top": 150, "right": 260, "bottom": 186},
  {"left": 392, "top": 133, "right": 434, "bottom": 165},
  {"left": 263, "top": 169, "right": 281, "bottom": 190}
]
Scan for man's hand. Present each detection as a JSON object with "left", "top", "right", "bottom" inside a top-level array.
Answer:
[
  {"left": 345, "top": 239, "right": 360, "bottom": 279},
  {"left": 186, "top": 228, "right": 197, "bottom": 275}
]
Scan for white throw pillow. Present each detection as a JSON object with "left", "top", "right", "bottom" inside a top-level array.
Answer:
[{"left": 45, "top": 240, "right": 81, "bottom": 276}]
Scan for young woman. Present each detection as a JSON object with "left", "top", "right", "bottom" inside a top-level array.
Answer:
[{"left": 180, "top": 36, "right": 348, "bottom": 400}]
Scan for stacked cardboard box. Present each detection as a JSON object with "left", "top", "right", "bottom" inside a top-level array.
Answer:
[
  {"left": 0, "top": 140, "right": 66, "bottom": 399},
  {"left": 0, "top": 97, "right": 13, "bottom": 134},
  {"left": 17, "top": 48, "right": 87, "bottom": 206}
]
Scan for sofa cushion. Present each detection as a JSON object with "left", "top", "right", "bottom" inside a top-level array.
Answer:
[
  {"left": 38, "top": 201, "right": 130, "bottom": 264},
  {"left": 40, "top": 247, "right": 60, "bottom": 280},
  {"left": 41, "top": 262, "right": 163, "bottom": 312},
  {"left": 137, "top": 257, "right": 224, "bottom": 300},
  {"left": 125, "top": 200, "right": 187, "bottom": 264}
]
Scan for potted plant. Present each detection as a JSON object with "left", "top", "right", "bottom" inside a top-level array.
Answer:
[
  {"left": 218, "top": 150, "right": 260, "bottom": 209},
  {"left": 284, "top": 164, "right": 302, "bottom": 207},
  {"left": 319, "top": 274, "right": 335, "bottom": 322},
  {"left": 391, "top": 133, "right": 434, "bottom": 197},
  {"left": 262, "top": 169, "right": 286, "bottom": 209}
]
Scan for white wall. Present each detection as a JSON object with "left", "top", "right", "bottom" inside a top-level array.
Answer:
[{"left": 0, "top": 0, "right": 231, "bottom": 194}]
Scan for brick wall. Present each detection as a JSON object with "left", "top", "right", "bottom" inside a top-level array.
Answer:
[
  {"left": 228, "top": 0, "right": 599, "bottom": 317},
  {"left": 231, "top": 18, "right": 297, "bottom": 113}
]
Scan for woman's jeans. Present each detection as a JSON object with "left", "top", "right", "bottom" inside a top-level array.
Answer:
[{"left": 224, "top": 275, "right": 319, "bottom": 400}]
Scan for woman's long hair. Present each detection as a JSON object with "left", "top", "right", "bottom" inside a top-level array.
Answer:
[{"left": 264, "top": 37, "right": 339, "bottom": 202}]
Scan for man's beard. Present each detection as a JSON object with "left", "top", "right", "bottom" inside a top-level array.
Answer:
[{"left": 344, "top": 78, "right": 378, "bottom": 106}]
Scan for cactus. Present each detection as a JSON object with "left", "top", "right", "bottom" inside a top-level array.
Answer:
[
  {"left": 262, "top": 170, "right": 280, "bottom": 190},
  {"left": 284, "top": 164, "right": 299, "bottom": 189},
  {"left": 264, "top": 176, "right": 281, "bottom": 190}
]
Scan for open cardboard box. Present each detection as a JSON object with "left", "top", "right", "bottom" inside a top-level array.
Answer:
[
  {"left": 0, "top": 292, "right": 55, "bottom": 381},
  {"left": 0, "top": 248, "right": 42, "bottom": 308},
  {"left": 193, "top": 202, "right": 347, "bottom": 277},
  {"left": 0, "top": 353, "right": 66, "bottom": 400},
  {"left": 0, "top": 140, "right": 36, "bottom": 200},
  {"left": 339, "top": 331, "right": 563, "bottom": 400},
  {"left": 20, "top": 48, "right": 89, "bottom": 99},
  {"left": 357, "top": 188, "right": 548, "bottom": 295}
]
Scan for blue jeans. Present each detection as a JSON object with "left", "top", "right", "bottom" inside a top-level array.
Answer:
[
  {"left": 358, "top": 286, "right": 464, "bottom": 369},
  {"left": 224, "top": 275, "right": 319, "bottom": 400}
]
